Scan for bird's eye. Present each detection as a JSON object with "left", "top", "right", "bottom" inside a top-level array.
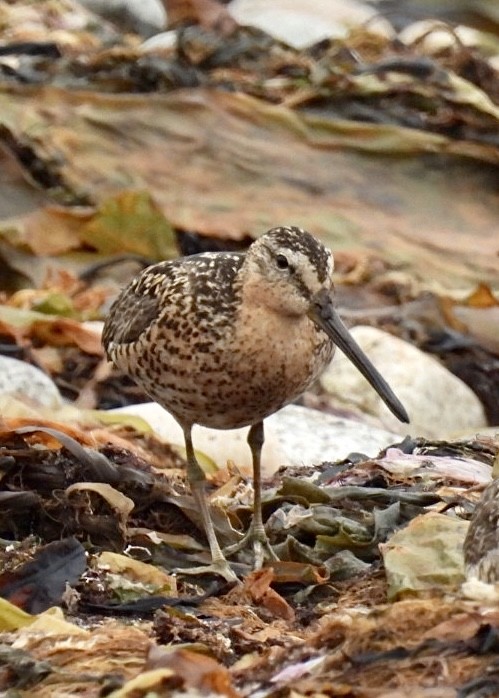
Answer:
[{"left": 276, "top": 254, "right": 290, "bottom": 270}]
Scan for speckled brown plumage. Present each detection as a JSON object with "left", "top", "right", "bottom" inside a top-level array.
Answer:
[
  {"left": 464, "top": 478, "right": 499, "bottom": 583},
  {"left": 103, "top": 228, "right": 334, "bottom": 430},
  {"left": 103, "top": 226, "right": 409, "bottom": 580}
]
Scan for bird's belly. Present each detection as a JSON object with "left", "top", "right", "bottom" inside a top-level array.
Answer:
[
  {"left": 222, "top": 316, "right": 334, "bottom": 427},
  {"left": 110, "top": 316, "right": 333, "bottom": 430}
]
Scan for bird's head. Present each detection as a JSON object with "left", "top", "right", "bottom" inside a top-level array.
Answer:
[
  {"left": 243, "top": 226, "right": 409, "bottom": 424},
  {"left": 243, "top": 226, "right": 335, "bottom": 317}
]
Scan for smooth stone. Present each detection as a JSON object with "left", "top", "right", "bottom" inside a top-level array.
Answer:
[
  {"left": 141, "top": 31, "right": 178, "bottom": 52},
  {"left": 0, "top": 355, "right": 63, "bottom": 409},
  {"left": 228, "top": 0, "right": 394, "bottom": 49},
  {"left": 267, "top": 404, "right": 402, "bottom": 468},
  {"left": 79, "top": 0, "right": 167, "bottom": 37},
  {"left": 111, "top": 402, "right": 402, "bottom": 476},
  {"left": 320, "top": 325, "right": 487, "bottom": 439}
]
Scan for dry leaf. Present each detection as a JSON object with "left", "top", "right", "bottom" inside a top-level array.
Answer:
[
  {"left": 166, "top": 0, "right": 236, "bottom": 32},
  {"left": 246, "top": 568, "right": 296, "bottom": 621},
  {"left": 145, "top": 646, "right": 241, "bottom": 698},
  {"left": 65, "top": 482, "right": 135, "bottom": 524}
]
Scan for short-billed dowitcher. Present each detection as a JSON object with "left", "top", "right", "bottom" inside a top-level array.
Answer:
[{"left": 103, "top": 226, "right": 409, "bottom": 581}]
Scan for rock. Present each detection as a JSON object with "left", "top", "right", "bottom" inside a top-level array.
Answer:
[
  {"left": 141, "top": 31, "right": 177, "bottom": 52},
  {"left": 0, "top": 355, "right": 63, "bottom": 409},
  {"left": 228, "top": 0, "right": 393, "bottom": 49},
  {"left": 111, "top": 402, "right": 402, "bottom": 476},
  {"left": 320, "top": 325, "right": 487, "bottom": 438},
  {"left": 79, "top": 0, "right": 167, "bottom": 37},
  {"left": 267, "top": 404, "right": 401, "bottom": 467}
]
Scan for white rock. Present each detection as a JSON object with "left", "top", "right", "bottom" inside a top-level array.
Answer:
[
  {"left": 267, "top": 404, "right": 401, "bottom": 467},
  {"left": 0, "top": 355, "right": 63, "bottom": 409},
  {"left": 320, "top": 325, "right": 487, "bottom": 439},
  {"left": 111, "top": 402, "right": 280, "bottom": 477},
  {"left": 111, "top": 402, "right": 401, "bottom": 476},
  {"left": 141, "top": 30, "right": 177, "bottom": 53},
  {"left": 228, "top": 0, "right": 394, "bottom": 49}
]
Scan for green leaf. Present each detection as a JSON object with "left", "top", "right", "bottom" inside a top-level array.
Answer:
[{"left": 79, "top": 190, "right": 177, "bottom": 260}]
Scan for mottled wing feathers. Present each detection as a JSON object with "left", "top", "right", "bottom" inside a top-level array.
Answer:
[
  {"left": 102, "top": 253, "right": 245, "bottom": 352},
  {"left": 102, "top": 291, "right": 160, "bottom": 349},
  {"left": 102, "top": 260, "right": 180, "bottom": 351}
]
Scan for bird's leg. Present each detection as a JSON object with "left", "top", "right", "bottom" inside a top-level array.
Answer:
[
  {"left": 225, "top": 421, "right": 278, "bottom": 568},
  {"left": 176, "top": 426, "right": 238, "bottom": 583}
]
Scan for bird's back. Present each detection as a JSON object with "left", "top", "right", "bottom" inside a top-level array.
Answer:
[
  {"left": 103, "top": 252, "right": 244, "bottom": 351},
  {"left": 103, "top": 252, "right": 250, "bottom": 426}
]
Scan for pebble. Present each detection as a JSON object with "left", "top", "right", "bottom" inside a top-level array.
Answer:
[{"left": 0, "top": 355, "right": 63, "bottom": 409}]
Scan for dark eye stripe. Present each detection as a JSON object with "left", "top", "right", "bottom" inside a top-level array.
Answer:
[{"left": 292, "top": 272, "right": 311, "bottom": 300}]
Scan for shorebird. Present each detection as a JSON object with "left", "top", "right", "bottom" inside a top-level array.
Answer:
[{"left": 103, "top": 226, "right": 409, "bottom": 581}]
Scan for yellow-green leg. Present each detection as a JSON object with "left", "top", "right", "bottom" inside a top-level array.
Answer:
[
  {"left": 177, "top": 425, "right": 238, "bottom": 582},
  {"left": 225, "top": 421, "right": 278, "bottom": 568}
]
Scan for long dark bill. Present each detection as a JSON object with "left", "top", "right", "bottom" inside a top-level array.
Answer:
[{"left": 310, "top": 289, "right": 410, "bottom": 423}]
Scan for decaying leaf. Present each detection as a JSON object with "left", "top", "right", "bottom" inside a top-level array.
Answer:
[
  {"left": 1, "top": 85, "right": 497, "bottom": 288},
  {"left": 0, "top": 537, "right": 86, "bottom": 613},
  {"left": 143, "top": 647, "right": 240, "bottom": 698},
  {"left": 95, "top": 551, "right": 176, "bottom": 596},
  {"left": 65, "top": 482, "right": 135, "bottom": 531},
  {"left": 381, "top": 513, "right": 469, "bottom": 600},
  {"left": 245, "top": 568, "right": 295, "bottom": 621},
  {"left": 0, "top": 596, "right": 34, "bottom": 631},
  {"left": 0, "top": 304, "right": 103, "bottom": 355},
  {"left": 78, "top": 190, "right": 177, "bottom": 260}
]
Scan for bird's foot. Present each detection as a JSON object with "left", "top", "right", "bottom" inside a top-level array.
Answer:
[
  {"left": 224, "top": 523, "right": 278, "bottom": 569},
  {"left": 173, "top": 557, "right": 239, "bottom": 584}
]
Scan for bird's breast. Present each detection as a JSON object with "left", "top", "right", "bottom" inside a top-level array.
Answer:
[
  {"left": 224, "top": 306, "right": 334, "bottom": 425},
  {"left": 107, "top": 302, "right": 334, "bottom": 430}
]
